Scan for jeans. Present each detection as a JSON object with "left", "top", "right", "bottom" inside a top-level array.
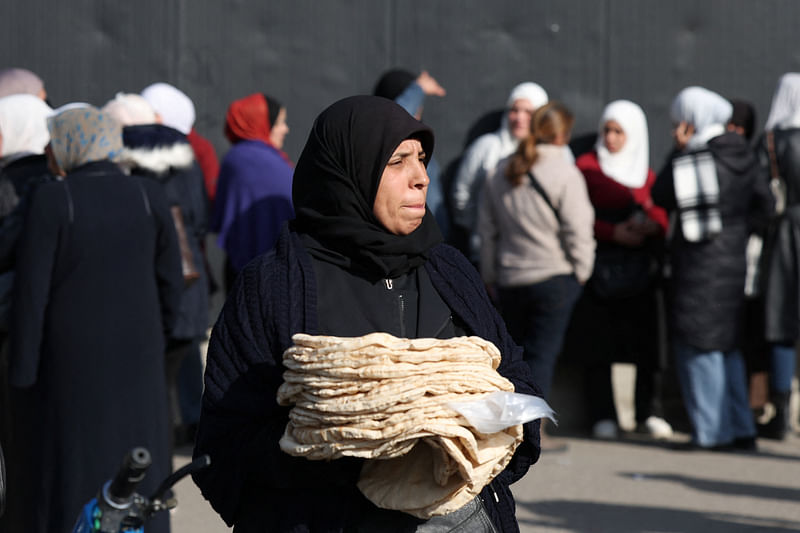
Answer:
[
  {"left": 672, "top": 339, "right": 756, "bottom": 447},
  {"left": 499, "top": 274, "right": 582, "bottom": 399},
  {"left": 770, "top": 342, "right": 796, "bottom": 393}
]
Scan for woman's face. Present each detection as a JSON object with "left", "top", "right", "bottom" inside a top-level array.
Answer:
[
  {"left": 508, "top": 98, "right": 536, "bottom": 140},
  {"left": 269, "top": 108, "right": 289, "bottom": 149},
  {"left": 373, "top": 138, "right": 429, "bottom": 235},
  {"left": 603, "top": 120, "right": 626, "bottom": 153}
]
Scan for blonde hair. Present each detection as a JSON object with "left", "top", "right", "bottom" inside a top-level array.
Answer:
[{"left": 505, "top": 101, "right": 574, "bottom": 186}]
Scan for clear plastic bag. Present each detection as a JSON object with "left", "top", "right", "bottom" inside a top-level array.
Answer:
[{"left": 447, "top": 391, "right": 556, "bottom": 434}]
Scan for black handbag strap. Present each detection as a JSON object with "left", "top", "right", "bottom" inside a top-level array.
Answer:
[{"left": 526, "top": 170, "right": 560, "bottom": 222}]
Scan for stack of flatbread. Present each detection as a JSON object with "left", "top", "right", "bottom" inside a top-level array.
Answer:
[{"left": 277, "top": 332, "right": 523, "bottom": 518}]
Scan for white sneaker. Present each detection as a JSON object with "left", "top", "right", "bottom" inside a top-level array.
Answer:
[
  {"left": 592, "top": 419, "right": 618, "bottom": 439},
  {"left": 644, "top": 416, "right": 673, "bottom": 440}
]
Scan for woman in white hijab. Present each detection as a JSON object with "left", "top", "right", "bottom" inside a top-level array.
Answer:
[
  {"left": 756, "top": 72, "right": 800, "bottom": 440},
  {"left": 141, "top": 82, "right": 220, "bottom": 202},
  {"left": 0, "top": 94, "right": 53, "bottom": 218},
  {"left": 0, "top": 94, "right": 52, "bottom": 166},
  {"left": 450, "top": 82, "right": 550, "bottom": 259},
  {"left": 573, "top": 100, "right": 672, "bottom": 441},
  {"left": 651, "top": 86, "right": 772, "bottom": 451}
]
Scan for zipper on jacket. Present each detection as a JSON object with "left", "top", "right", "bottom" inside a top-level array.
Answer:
[{"left": 384, "top": 278, "right": 406, "bottom": 337}]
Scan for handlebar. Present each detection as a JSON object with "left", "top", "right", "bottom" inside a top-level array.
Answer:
[
  {"left": 78, "top": 447, "right": 210, "bottom": 533},
  {"left": 105, "top": 447, "right": 151, "bottom": 507}
]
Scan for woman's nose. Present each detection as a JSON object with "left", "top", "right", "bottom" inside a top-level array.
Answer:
[{"left": 412, "top": 163, "right": 429, "bottom": 188}]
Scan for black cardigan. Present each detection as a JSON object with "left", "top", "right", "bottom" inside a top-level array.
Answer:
[{"left": 193, "top": 227, "right": 540, "bottom": 532}]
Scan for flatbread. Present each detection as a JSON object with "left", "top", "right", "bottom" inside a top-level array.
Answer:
[{"left": 278, "top": 333, "right": 522, "bottom": 518}]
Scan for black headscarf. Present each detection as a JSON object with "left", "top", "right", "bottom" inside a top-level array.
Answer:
[
  {"left": 291, "top": 95, "right": 441, "bottom": 280},
  {"left": 373, "top": 69, "right": 416, "bottom": 101}
]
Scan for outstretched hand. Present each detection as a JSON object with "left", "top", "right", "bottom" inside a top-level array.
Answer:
[{"left": 416, "top": 71, "right": 446, "bottom": 97}]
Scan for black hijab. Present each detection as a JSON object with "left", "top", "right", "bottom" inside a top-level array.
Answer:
[{"left": 291, "top": 95, "right": 441, "bottom": 280}]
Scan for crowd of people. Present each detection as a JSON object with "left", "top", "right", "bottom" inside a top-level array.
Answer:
[{"left": 0, "top": 63, "right": 798, "bottom": 532}]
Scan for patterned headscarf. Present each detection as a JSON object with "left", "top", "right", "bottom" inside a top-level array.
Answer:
[{"left": 47, "top": 106, "right": 123, "bottom": 172}]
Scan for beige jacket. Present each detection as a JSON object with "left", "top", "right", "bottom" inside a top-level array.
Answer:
[{"left": 479, "top": 144, "right": 595, "bottom": 287}]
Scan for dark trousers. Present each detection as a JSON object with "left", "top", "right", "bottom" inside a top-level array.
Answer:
[
  {"left": 498, "top": 274, "right": 582, "bottom": 400},
  {"left": 568, "top": 284, "right": 667, "bottom": 425}
]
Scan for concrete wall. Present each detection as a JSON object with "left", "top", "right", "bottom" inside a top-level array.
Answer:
[{"left": 4, "top": 0, "right": 799, "bottom": 171}]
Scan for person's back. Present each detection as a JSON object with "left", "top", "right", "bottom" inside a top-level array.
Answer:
[{"left": 6, "top": 107, "right": 182, "bottom": 533}]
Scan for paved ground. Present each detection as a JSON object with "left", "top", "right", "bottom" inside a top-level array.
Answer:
[
  {"left": 168, "top": 357, "right": 800, "bottom": 533},
  {"left": 169, "top": 430, "right": 800, "bottom": 533}
]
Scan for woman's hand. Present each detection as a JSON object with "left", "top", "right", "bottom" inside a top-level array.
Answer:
[
  {"left": 612, "top": 220, "right": 645, "bottom": 247},
  {"left": 629, "top": 215, "right": 661, "bottom": 237},
  {"left": 672, "top": 121, "right": 695, "bottom": 151},
  {"left": 416, "top": 71, "right": 446, "bottom": 97}
]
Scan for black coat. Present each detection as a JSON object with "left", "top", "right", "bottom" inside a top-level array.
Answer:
[
  {"left": 759, "top": 128, "right": 800, "bottom": 342},
  {"left": 0, "top": 154, "right": 53, "bottom": 272},
  {"left": 653, "top": 132, "right": 772, "bottom": 351},
  {"left": 6, "top": 160, "right": 183, "bottom": 533},
  {"left": 123, "top": 124, "right": 210, "bottom": 341},
  {"left": 193, "top": 228, "right": 540, "bottom": 533}
]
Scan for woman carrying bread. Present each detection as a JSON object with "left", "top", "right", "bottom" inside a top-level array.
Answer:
[{"left": 193, "top": 95, "right": 541, "bottom": 532}]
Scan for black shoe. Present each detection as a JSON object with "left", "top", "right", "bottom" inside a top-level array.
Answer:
[
  {"left": 757, "top": 392, "right": 790, "bottom": 440},
  {"left": 732, "top": 436, "right": 758, "bottom": 452}
]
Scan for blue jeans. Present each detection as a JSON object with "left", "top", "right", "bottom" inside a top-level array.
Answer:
[
  {"left": 770, "top": 343, "right": 796, "bottom": 393},
  {"left": 672, "top": 339, "right": 756, "bottom": 447},
  {"left": 499, "top": 274, "right": 582, "bottom": 399}
]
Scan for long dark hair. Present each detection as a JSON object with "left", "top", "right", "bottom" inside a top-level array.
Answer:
[{"left": 505, "top": 101, "right": 574, "bottom": 186}]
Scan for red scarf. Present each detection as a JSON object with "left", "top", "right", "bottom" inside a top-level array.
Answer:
[
  {"left": 225, "top": 93, "right": 273, "bottom": 145},
  {"left": 224, "top": 93, "right": 291, "bottom": 163}
]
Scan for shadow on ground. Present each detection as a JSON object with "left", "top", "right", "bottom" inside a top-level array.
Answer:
[{"left": 517, "top": 499, "right": 800, "bottom": 533}]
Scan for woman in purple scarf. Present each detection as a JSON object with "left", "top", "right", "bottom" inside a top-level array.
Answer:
[{"left": 212, "top": 92, "right": 293, "bottom": 289}]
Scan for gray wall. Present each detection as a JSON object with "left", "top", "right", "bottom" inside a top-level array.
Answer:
[
  {"left": 4, "top": 0, "right": 800, "bottom": 170},
  {"left": 4, "top": 0, "right": 798, "bottom": 318}
]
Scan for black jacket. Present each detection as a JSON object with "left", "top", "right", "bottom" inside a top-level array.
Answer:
[
  {"left": 759, "top": 127, "right": 800, "bottom": 342},
  {"left": 193, "top": 228, "right": 541, "bottom": 533},
  {"left": 654, "top": 132, "right": 772, "bottom": 351},
  {"left": 123, "top": 124, "right": 210, "bottom": 340}
]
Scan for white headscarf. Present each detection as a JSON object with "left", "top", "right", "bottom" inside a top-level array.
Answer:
[
  {"left": 670, "top": 86, "right": 732, "bottom": 151},
  {"left": 0, "top": 93, "right": 53, "bottom": 158},
  {"left": 141, "top": 82, "right": 196, "bottom": 134},
  {"left": 764, "top": 72, "right": 800, "bottom": 131},
  {"left": 102, "top": 92, "right": 157, "bottom": 126},
  {"left": 496, "top": 82, "right": 550, "bottom": 153},
  {"left": 595, "top": 100, "right": 649, "bottom": 188}
]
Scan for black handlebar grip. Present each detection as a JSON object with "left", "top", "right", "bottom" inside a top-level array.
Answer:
[{"left": 106, "top": 447, "right": 152, "bottom": 505}]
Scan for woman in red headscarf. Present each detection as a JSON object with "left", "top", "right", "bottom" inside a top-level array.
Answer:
[{"left": 212, "top": 93, "right": 293, "bottom": 289}]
